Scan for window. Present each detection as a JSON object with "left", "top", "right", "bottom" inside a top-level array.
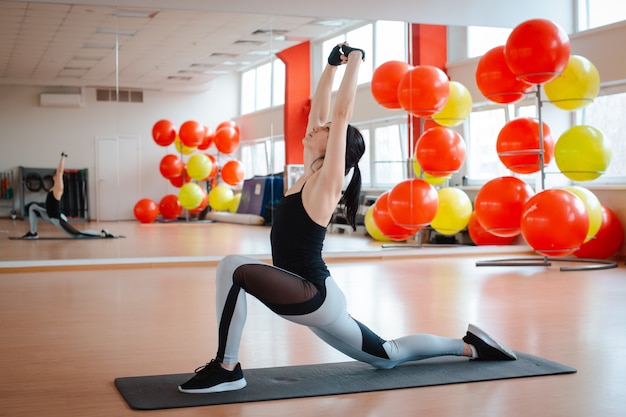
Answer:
[
  {"left": 578, "top": 0, "right": 626, "bottom": 30},
  {"left": 240, "top": 58, "right": 285, "bottom": 114},
  {"left": 240, "top": 136, "right": 285, "bottom": 178},
  {"left": 466, "top": 107, "right": 510, "bottom": 181},
  {"left": 322, "top": 21, "right": 406, "bottom": 90},
  {"left": 354, "top": 118, "right": 409, "bottom": 188},
  {"left": 578, "top": 87, "right": 626, "bottom": 181},
  {"left": 467, "top": 26, "right": 512, "bottom": 58}
]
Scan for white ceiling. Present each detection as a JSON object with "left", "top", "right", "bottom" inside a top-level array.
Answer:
[{"left": 0, "top": 0, "right": 573, "bottom": 92}]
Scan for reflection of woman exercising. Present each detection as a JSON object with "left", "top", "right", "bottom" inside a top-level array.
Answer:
[
  {"left": 178, "top": 44, "right": 517, "bottom": 394},
  {"left": 22, "top": 153, "right": 111, "bottom": 239}
]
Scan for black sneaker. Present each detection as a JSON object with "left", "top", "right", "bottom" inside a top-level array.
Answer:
[
  {"left": 178, "top": 360, "right": 247, "bottom": 394},
  {"left": 463, "top": 324, "right": 517, "bottom": 361},
  {"left": 22, "top": 231, "right": 39, "bottom": 240}
]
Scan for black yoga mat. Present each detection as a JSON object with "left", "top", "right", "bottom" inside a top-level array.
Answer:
[
  {"left": 9, "top": 235, "right": 124, "bottom": 240},
  {"left": 115, "top": 352, "right": 576, "bottom": 410}
]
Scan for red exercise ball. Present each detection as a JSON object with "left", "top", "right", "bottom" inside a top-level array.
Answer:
[
  {"left": 397, "top": 65, "right": 450, "bottom": 117},
  {"left": 152, "top": 119, "right": 177, "bottom": 146},
  {"left": 521, "top": 189, "right": 589, "bottom": 257},
  {"left": 159, "top": 154, "right": 183, "bottom": 179},
  {"left": 371, "top": 61, "right": 412, "bottom": 109},
  {"left": 415, "top": 127, "right": 466, "bottom": 177},
  {"left": 198, "top": 126, "right": 215, "bottom": 150},
  {"left": 388, "top": 179, "right": 439, "bottom": 229},
  {"left": 179, "top": 120, "right": 205, "bottom": 147},
  {"left": 504, "top": 18, "right": 570, "bottom": 85},
  {"left": 189, "top": 188, "right": 208, "bottom": 214},
  {"left": 215, "top": 126, "right": 240, "bottom": 154},
  {"left": 372, "top": 191, "right": 419, "bottom": 241},
  {"left": 169, "top": 172, "right": 191, "bottom": 188},
  {"left": 467, "top": 212, "right": 516, "bottom": 246},
  {"left": 474, "top": 176, "right": 534, "bottom": 237},
  {"left": 205, "top": 154, "right": 219, "bottom": 179},
  {"left": 159, "top": 194, "right": 182, "bottom": 220},
  {"left": 217, "top": 120, "right": 240, "bottom": 135},
  {"left": 134, "top": 198, "right": 159, "bottom": 223},
  {"left": 574, "top": 206, "right": 624, "bottom": 259},
  {"left": 496, "top": 117, "right": 555, "bottom": 174},
  {"left": 475, "top": 45, "right": 532, "bottom": 104},
  {"left": 221, "top": 160, "right": 245, "bottom": 186}
]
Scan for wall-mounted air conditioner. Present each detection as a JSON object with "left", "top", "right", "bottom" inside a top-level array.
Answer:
[{"left": 40, "top": 89, "right": 85, "bottom": 108}]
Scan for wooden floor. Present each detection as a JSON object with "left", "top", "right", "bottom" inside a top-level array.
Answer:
[{"left": 0, "top": 218, "right": 624, "bottom": 417}]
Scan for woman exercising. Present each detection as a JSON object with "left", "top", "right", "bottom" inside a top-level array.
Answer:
[
  {"left": 179, "top": 43, "right": 516, "bottom": 394},
  {"left": 22, "top": 153, "right": 112, "bottom": 239}
]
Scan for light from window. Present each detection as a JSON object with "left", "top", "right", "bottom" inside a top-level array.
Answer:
[
  {"left": 467, "top": 26, "right": 512, "bottom": 58},
  {"left": 241, "top": 70, "right": 255, "bottom": 114},
  {"left": 240, "top": 58, "right": 285, "bottom": 114},
  {"left": 240, "top": 137, "right": 286, "bottom": 179},
  {"left": 579, "top": 0, "right": 626, "bottom": 30},
  {"left": 466, "top": 108, "right": 510, "bottom": 180},
  {"left": 255, "top": 62, "right": 272, "bottom": 110},
  {"left": 375, "top": 21, "right": 407, "bottom": 66},
  {"left": 372, "top": 123, "right": 408, "bottom": 186}
]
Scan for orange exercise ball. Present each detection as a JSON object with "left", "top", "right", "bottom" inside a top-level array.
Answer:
[
  {"left": 475, "top": 45, "right": 532, "bottom": 104},
  {"left": 388, "top": 179, "right": 439, "bottom": 229},
  {"left": 496, "top": 117, "right": 555, "bottom": 174},
  {"left": 179, "top": 120, "right": 205, "bottom": 147},
  {"left": 415, "top": 126, "right": 466, "bottom": 177},
  {"left": 152, "top": 119, "right": 177, "bottom": 147},
  {"left": 198, "top": 126, "right": 215, "bottom": 150},
  {"left": 474, "top": 176, "right": 534, "bottom": 237},
  {"left": 372, "top": 191, "right": 419, "bottom": 241},
  {"left": 504, "top": 18, "right": 570, "bottom": 85},
  {"left": 159, "top": 194, "right": 182, "bottom": 220},
  {"left": 134, "top": 198, "right": 159, "bottom": 223},
  {"left": 221, "top": 160, "right": 245, "bottom": 186},
  {"left": 371, "top": 60, "right": 412, "bottom": 109},
  {"left": 467, "top": 212, "right": 516, "bottom": 246},
  {"left": 521, "top": 189, "right": 589, "bottom": 257},
  {"left": 397, "top": 65, "right": 450, "bottom": 117},
  {"left": 159, "top": 154, "right": 183, "bottom": 179},
  {"left": 215, "top": 126, "right": 240, "bottom": 154},
  {"left": 574, "top": 206, "right": 624, "bottom": 260}
]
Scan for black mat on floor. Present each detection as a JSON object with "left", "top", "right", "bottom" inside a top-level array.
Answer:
[
  {"left": 9, "top": 235, "right": 124, "bottom": 240},
  {"left": 114, "top": 352, "right": 576, "bottom": 410}
]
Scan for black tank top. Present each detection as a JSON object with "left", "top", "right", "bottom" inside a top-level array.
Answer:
[
  {"left": 270, "top": 189, "right": 330, "bottom": 286},
  {"left": 45, "top": 191, "right": 62, "bottom": 219}
]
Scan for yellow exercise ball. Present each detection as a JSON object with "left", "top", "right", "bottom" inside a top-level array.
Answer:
[
  {"left": 412, "top": 158, "right": 450, "bottom": 185},
  {"left": 178, "top": 183, "right": 204, "bottom": 210},
  {"left": 563, "top": 186, "right": 602, "bottom": 242},
  {"left": 174, "top": 136, "right": 197, "bottom": 155},
  {"left": 432, "top": 81, "right": 473, "bottom": 127},
  {"left": 187, "top": 153, "right": 213, "bottom": 181},
  {"left": 364, "top": 205, "right": 392, "bottom": 242},
  {"left": 228, "top": 193, "right": 242, "bottom": 213},
  {"left": 431, "top": 187, "right": 473, "bottom": 235},
  {"left": 554, "top": 125, "right": 612, "bottom": 181},
  {"left": 208, "top": 185, "right": 234, "bottom": 211},
  {"left": 544, "top": 55, "right": 600, "bottom": 111}
]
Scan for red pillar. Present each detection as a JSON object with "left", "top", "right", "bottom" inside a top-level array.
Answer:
[
  {"left": 408, "top": 24, "right": 448, "bottom": 151},
  {"left": 276, "top": 41, "right": 311, "bottom": 166}
]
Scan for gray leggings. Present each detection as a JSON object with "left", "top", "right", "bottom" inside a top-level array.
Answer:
[
  {"left": 215, "top": 254, "right": 465, "bottom": 369},
  {"left": 28, "top": 203, "right": 100, "bottom": 238}
]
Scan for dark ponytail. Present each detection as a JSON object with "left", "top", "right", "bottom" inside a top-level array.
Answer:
[{"left": 339, "top": 125, "right": 365, "bottom": 231}]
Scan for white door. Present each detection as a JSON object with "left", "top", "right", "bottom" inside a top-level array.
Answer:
[{"left": 96, "top": 136, "right": 139, "bottom": 221}]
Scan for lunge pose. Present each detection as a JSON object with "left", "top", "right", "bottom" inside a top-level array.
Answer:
[
  {"left": 179, "top": 44, "right": 516, "bottom": 394},
  {"left": 22, "top": 153, "right": 112, "bottom": 239}
]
